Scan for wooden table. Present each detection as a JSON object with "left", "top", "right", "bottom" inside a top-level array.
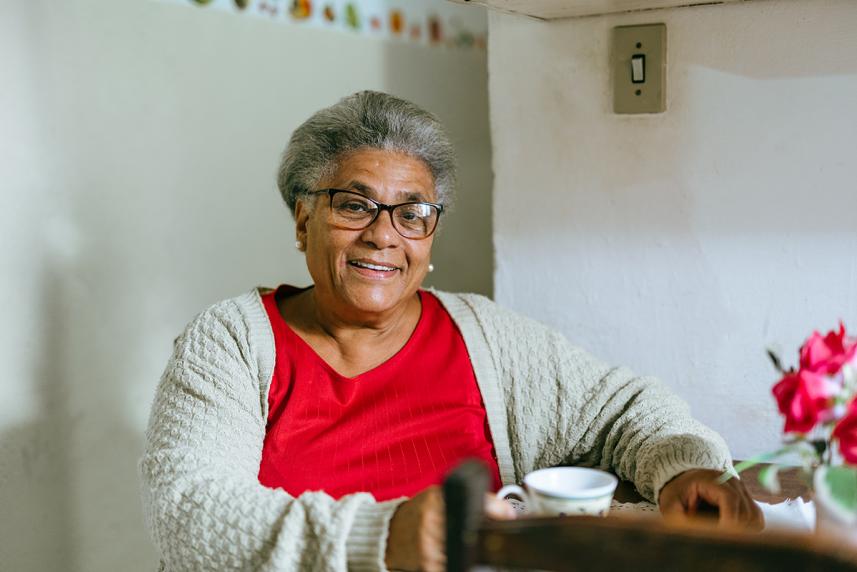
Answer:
[
  {"left": 445, "top": 461, "right": 857, "bottom": 572},
  {"left": 612, "top": 463, "right": 811, "bottom": 504}
]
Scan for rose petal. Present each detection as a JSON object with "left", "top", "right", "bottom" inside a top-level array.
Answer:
[
  {"left": 832, "top": 401, "right": 857, "bottom": 465},
  {"left": 799, "top": 323, "right": 857, "bottom": 375}
]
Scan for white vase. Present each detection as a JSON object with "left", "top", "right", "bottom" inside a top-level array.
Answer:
[{"left": 813, "top": 466, "right": 857, "bottom": 546}]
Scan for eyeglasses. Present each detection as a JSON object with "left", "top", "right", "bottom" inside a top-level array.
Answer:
[{"left": 310, "top": 189, "right": 443, "bottom": 239}]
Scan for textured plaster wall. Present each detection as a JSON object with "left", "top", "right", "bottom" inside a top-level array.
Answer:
[
  {"left": 0, "top": 1, "right": 490, "bottom": 570},
  {"left": 488, "top": 0, "right": 857, "bottom": 460}
]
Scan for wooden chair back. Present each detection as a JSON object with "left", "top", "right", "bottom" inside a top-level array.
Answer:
[{"left": 443, "top": 460, "right": 857, "bottom": 572}]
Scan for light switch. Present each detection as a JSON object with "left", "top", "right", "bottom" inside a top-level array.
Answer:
[
  {"left": 631, "top": 55, "right": 645, "bottom": 83},
  {"left": 612, "top": 24, "right": 666, "bottom": 114}
]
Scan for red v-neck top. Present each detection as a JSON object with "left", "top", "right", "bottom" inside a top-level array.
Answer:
[{"left": 257, "top": 285, "right": 502, "bottom": 501}]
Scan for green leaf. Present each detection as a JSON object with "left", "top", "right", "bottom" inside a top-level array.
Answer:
[
  {"left": 823, "top": 466, "right": 857, "bottom": 513},
  {"left": 732, "top": 448, "right": 788, "bottom": 472},
  {"left": 810, "top": 439, "right": 828, "bottom": 458},
  {"left": 758, "top": 464, "right": 782, "bottom": 495},
  {"left": 766, "top": 349, "right": 786, "bottom": 374},
  {"left": 727, "top": 445, "right": 806, "bottom": 476}
]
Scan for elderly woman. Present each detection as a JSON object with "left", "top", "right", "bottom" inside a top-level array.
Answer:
[{"left": 140, "top": 91, "right": 761, "bottom": 572}]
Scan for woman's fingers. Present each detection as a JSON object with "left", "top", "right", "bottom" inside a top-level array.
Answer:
[
  {"left": 699, "top": 482, "right": 740, "bottom": 525},
  {"left": 658, "top": 469, "right": 764, "bottom": 530},
  {"left": 733, "top": 480, "right": 764, "bottom": 530},
  {"left": 484, "top": 493, "right": 517, "bottom": 520},
  {"left": 700, "top": 477, "right": 764, "bottom": 530},
  {"left": 385, "top": 486, "right": 520, "bottom": 571},
  {"left": 385, "top": 486, "right": 446, "bottom": 571},
  {"left": 658, "top": 487, "right": 692, "bottom": 525}
]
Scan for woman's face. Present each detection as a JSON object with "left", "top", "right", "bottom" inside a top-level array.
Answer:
[{"left": 295, "top": 148, "right": 437, "bottom": 319}]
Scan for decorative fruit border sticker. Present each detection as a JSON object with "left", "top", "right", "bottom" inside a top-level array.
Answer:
[{"left": 169, "top": 0, "right": 486, "bottom": 50}]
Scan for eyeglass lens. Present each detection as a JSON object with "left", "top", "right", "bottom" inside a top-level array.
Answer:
[{"left": 329, "top": 191, "right": 439, "bottom": 238}]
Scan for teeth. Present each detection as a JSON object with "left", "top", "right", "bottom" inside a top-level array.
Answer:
[{"left": 351, "top": 261, "right": 396, "bottom": 271}]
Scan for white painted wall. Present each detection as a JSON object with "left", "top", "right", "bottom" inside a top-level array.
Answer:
[
  {"left": 489, "top": 0, "right": 857, "bottom": 461},
  {"left": 0, "top": 1, "right": 490, "bottom": 570}
]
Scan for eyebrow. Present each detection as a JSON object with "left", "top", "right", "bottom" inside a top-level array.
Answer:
[{"left": 344, "top": 180, "right": 428, "bottom": 203}]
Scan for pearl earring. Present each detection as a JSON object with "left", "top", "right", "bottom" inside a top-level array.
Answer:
[
  {"left": 295, "top": 240, "right": 303, "bottom": 250},
  {"left": 428, "top": 263, "right": 434, "bottom": 273}
]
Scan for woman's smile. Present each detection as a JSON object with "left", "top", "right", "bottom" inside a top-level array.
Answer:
[
  {"left": 347, "top": 257, "right": 401, "bottom": 280},
  {"left": 296, "top": 148, "right": 437, "bottom": 318}
]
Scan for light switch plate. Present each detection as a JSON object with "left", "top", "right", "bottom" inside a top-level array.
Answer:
[{"left": 612, "top": 24, "right": 666, "bottom": 114}]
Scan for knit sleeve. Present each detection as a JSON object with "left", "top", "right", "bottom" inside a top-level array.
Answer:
[
  {"left": 461, "top": 295, "right": 733, "bottom": 504},
  {"left": 553, "top": 338, "right": 734, "bottom": 503},
  {"left": 138, "top": 300, "right": 405, "bottom": 571}
]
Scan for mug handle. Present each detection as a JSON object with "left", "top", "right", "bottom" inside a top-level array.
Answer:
[{"left": 496, "top": 484, "right": 530, "bottom": 514}]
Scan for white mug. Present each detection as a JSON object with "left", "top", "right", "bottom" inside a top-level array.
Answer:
[{"left": 496, "top": 467, "right": 618, "bottom": 517}]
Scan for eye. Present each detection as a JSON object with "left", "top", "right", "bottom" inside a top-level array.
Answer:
[
  {"left": 334, "top": 196, "right": 375, "bottom": 216},
  {"left": 341, "top": 200, "right": 370, "bottom": 212},
  {"left": 397, "top": 204, "right": 433, "bottom": 221}
]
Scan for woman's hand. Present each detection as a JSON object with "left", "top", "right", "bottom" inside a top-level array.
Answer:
[
  {"left": 384, "top": 485, "right": 516, "bottom": 572},
  {"left": 658, "top": 469, "right": 764, "bottom": 530}
]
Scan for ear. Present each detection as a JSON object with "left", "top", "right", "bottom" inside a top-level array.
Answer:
[{"left": 294, "top": 199, "right": 310, "bottom": 250}]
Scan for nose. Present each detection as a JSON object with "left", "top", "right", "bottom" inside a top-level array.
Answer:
[{"left": 360, "top": 209, "right": 400, "bottom": 249}]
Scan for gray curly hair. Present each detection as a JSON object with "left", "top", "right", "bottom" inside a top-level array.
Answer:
[{"left": 277, "top": 91, "right": 457, "bottom": 215}]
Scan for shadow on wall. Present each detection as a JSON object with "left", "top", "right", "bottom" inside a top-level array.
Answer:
[
  {"left": 50, "top": 208, "right": 157, "bottom": 572},
  {"left": 489, "top": 0, "right": 857, "bottom": 245},
  {"left": 0, "top": 265, "right": 76, "bottom": 571},
  {"left": 381, "top": 40, "right": 494, "bottom": 298},
  {"left": 0, "top": 258, "right": 144, "bottom": 572},
  {"left": 0, "top": 2, "right": 494, "bottom": 571},
  {"left": 676, "top": 3, "right": 857, "bottom": 79}
]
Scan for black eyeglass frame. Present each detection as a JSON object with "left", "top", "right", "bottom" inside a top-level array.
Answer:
[{"left": 309, "top": 188, "right": 444, "bottom": 239}]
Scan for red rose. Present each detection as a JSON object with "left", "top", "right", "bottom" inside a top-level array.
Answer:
[
  {"left": 832, "top": 400, "right": 857, "bottom": 465},
  {"left": 772, "top": 369, "right": 835, "bottom": 433},
  {"left": 799, "top": 323, "right": 857, "bottom": 376}
]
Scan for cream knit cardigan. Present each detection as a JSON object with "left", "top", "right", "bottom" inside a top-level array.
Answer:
[{"left": 139, "top": 288, "right": 732, "bottom": 571}]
